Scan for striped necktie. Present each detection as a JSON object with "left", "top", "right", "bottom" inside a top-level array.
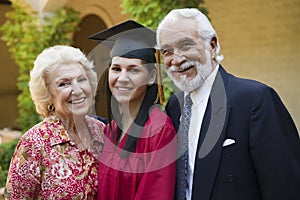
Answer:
[{"left": 176, "top": 94, "right": 193, "bottom": 200}]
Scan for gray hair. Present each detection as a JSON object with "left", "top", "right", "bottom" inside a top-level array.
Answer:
[
  {"left": 156, "top": 8, "right": 224, "bottom": 63},
  {"left": 29, "top": 45, "right": 97, "bottom": 116}
]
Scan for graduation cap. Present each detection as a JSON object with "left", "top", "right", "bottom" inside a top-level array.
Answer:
[
  {"left": 88, "top": 20, "right": 156, "bottom": 63},
  {"left": 88, "top": 20, "right": 165, "bottom": 106}
]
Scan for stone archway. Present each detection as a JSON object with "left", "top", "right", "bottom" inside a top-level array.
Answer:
[
  {"left": 68, "top": 0, "right": 129, "bottom": 119},
  {"left": 73, "top": 14, "right": 109, "bottom": 118},
  {"left": 73, "top": 14, "right": 107, "bottom": 54}
]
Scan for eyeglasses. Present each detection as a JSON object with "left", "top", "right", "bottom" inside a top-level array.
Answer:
[{"left": 158, "top": 38, "right": 209, "bottom": 59}]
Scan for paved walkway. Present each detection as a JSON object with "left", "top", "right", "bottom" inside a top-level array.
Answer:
[
  {"left": 0, "top": 187, "right": 5, "bottom": 199},
  {"left": 0, "top": 128, "right": 21, "bottom": 144}
]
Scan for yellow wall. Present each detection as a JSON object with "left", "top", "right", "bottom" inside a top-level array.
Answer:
[
  {"left": 204, "top": 0, "right": 300, "bottom": 131},
  {"left": 66, "top": 0, "right": 128, "bottom": 26}
]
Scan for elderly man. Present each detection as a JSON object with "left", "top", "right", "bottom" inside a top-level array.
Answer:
[{"left": 156, "top": 8, "right": 300, "bottom": 200}]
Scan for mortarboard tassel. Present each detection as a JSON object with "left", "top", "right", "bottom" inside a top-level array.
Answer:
[{"left": 156, "top": 50, "right": 165, "bottom": 105}]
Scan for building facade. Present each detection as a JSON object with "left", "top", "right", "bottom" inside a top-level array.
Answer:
[{"left": 0, "top": 0, "right": 299, "bottom": 131}]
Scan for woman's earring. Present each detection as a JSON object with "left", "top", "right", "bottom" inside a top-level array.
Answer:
[{"left": 47, "top": 104, "right": 55, "bottom": 112}]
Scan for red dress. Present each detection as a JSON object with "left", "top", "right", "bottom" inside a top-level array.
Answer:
[{"left": 97, "top": 107, "right": 177, "bottom": 200}]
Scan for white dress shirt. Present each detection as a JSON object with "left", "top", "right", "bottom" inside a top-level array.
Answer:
[{"left": 185, "top": 65, "right": 219, "bottom": 200}]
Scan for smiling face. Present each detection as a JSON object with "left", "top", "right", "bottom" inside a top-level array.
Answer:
[
  {"left": 48, "top": 63, "right": 93, "bottom": 120},
  {"left": 158, "top": 17, "right": 217, "bottom": 92},
  {"left": 108, "top": 56, "right": 155, "bottom": 106}
]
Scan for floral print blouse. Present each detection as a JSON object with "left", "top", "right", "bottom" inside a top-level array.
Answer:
[{"left": 4, "top": 114, "right": 105, "bottom": 200}]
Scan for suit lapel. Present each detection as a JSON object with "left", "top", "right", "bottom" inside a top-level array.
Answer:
[
  {"left": 192, "top": 68, "right": 231, "bottom": 199},
  {"left": 165, "top": 91, "right": 184, "bottom": 132}
]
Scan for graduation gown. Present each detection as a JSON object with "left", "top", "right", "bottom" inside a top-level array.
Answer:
[{"left": 97, "top": 107, "right": 177, "bottom": 200}]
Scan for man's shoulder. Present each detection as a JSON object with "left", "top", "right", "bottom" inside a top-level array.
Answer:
[
  {"left": 223, "top": 68, "right": 270, "bottom": 94},
  {"left": 168, "top": 91, "right": 184, "bottom": 105}
]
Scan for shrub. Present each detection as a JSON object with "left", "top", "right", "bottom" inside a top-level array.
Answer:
[{"left": 0, "top": 139, "right": 18, "bottom": 187}]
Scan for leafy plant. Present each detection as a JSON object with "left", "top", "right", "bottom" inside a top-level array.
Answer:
[
  {"left": 0, "top": 0, "right": 80, "bottom": 132},
  {"left": 0, "top": 139, "right": 18, "bottom": 187},
  {"left": 121, "top": 0, "right": 208, "bottom": 27}
]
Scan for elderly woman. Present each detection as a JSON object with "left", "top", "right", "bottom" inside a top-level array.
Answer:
[{"left": 4, "top": 45, "right": 105, "bottom": 199}]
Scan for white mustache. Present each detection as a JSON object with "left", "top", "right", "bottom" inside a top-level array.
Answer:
[{"left": 169, "top": 61, "right": 197, "bottom": 72}]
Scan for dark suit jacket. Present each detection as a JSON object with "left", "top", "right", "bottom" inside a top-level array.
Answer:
[{"left": 165, "top": 65, "right": 300, "bottom": 200}]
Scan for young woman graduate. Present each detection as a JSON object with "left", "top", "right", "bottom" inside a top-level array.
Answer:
[{"left": 89, "top": 20, "right": 177, "bottom": 200}]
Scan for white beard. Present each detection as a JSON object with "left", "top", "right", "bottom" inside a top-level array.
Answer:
[{"left": 166, "top": 52, "right": 213, "bottom": 93}]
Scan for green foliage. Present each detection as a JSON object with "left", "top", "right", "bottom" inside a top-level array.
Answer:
[
  {"left": 0, "top": 139, "right": 18, "bottom": 187},
  {"left": 160, "top": 67, "right": 178, "bottom": 104},
  {"left": 0, "top": 1, "right": 80, "bottom": 132},
  {"left": 121, "top": 0, "right": 208, "bottom": 27},
  {"left": 121, "top": 0, "right": 209, "bottom": 103}
]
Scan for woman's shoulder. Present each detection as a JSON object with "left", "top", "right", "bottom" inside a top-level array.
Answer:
[
  {"left": 20, "top": 120, "right": 48, "bottom": 142},
  {"left": 85, "top": 115, "right": 106, "bottom": 130},
  {"left": 85, "top": 115, "right": 105, "bottom": 143},
  {"left": 14, "top": 119, "right": 50, "bottom": 156},
  {"left": 20, "top": 115, "right": 67, "bottom": 145},
  {"left": 142, "top": 106, "right": 177, "bottom": 151},
  {"left": 146, "top": 106, "right": 176, "bottom": 132},
  {"left": 149, "top": 105, "right": 171, "bottom": 120}
]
